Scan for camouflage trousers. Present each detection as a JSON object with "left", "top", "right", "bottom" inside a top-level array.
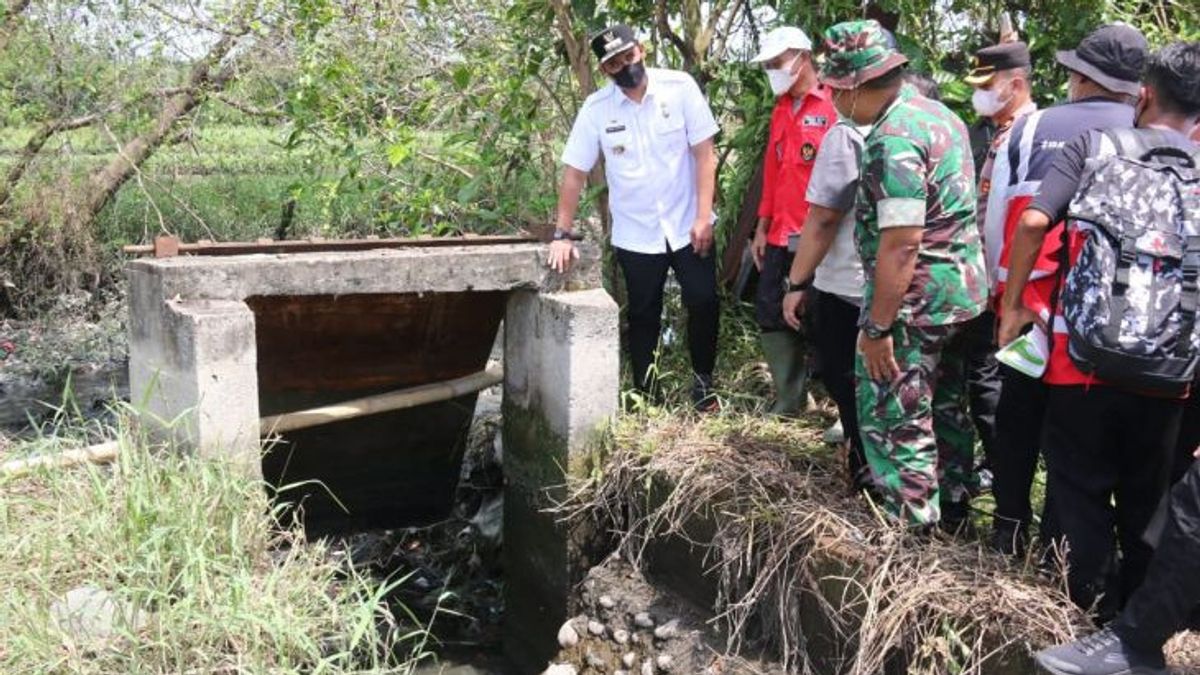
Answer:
[{"left": 855, "top": 322, "right": 978, "bottom": 526}]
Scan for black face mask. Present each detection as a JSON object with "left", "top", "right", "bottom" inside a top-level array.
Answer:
[{"left": 612, "top": 61, "right": 646, "bottom": 90}]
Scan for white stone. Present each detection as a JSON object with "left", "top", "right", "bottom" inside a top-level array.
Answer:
[
  {"left": 622, "top": 652, "right": 637, "bottom": 668},
  {"left": 50, "top": 585, "right": 147, "bottom": 651},
  {"left": 557, "top": 620, "right": 580, "bottom": 649},
  {"left": 612, "top": 628, "right": 630, "bottom": 645},
  {"left": 542, "top": 665, "right": 578, "bottom": 675},
  {"left": 599, "top": 594, "right": 616, "bottom": 609},
  {"left": 653, "top": 619, "right": 679, "bottom": 640},
  {"left": 655, "top": 655, "right": 674, "bottom": 672},
  {"left": 633, "top": 612, "right": 654, "bottom": 629},
  {"left": 587, "top": 619, "right": 606, "bottom": 636}
]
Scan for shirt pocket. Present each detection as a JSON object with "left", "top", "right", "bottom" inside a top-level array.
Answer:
[
  {"left": 601, "top": 128, "right": 637, "bottom": 168},
  {"left": 791, "top": 124, "right": 824, "bottom": 166},
  {"left": 653, "top": 106, "right": 688, "bottom": 155}
]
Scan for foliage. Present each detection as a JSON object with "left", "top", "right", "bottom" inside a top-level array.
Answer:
[
  {"left": 0, "top": 409, "right": 437, "bottom": 673},
  {"left": 0, "top": 0, "right": 1196, "bottom": 317}
]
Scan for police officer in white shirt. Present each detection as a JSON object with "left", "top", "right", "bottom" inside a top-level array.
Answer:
[{"left": 548, "top": 24, "right": 722, "bottom": 410}]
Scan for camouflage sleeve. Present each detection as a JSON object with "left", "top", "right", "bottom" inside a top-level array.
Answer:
[{"left": 865, "top": 134, "right": 927, "bottom": 229}]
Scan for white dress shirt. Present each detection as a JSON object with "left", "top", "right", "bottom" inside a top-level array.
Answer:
[{"left": 561, "top": 68, "right": 720, "bottom": 255}]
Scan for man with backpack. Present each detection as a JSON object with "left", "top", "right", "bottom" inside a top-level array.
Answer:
[
  {"left": 984, "top": 24, "right": 1147, "bottom": 557},
  {"left": 1000, "top": 40, "right": 1199, "bottom": 625},
  {"left": 1031, "top": 41, "right": 1200, "bottom": 675}
]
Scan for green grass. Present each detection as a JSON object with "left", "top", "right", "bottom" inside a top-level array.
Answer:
[{"left": 0, "top": 409, "right": 434, "bottom": 674}]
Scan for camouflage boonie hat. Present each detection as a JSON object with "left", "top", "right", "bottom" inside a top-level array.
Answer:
[{"left": 819, "top": 20, "right": 909, "bottom": 88}]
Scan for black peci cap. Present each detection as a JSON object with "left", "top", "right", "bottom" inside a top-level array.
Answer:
[
  {"left": 1056, "top": 24, "right": 1148, "bottom": 96},
  {"left": 965, "top": 42, "right": 1032, "bottom": 85},
  {"left": 591, "top": 25, "right": 638, "bottom": 64}
]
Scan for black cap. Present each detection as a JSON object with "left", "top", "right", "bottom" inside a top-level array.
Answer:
[
  {"left": 591, "top": 25, "right": 637, "bottom": 64},
  {"left": 1056, "top": 24, "right": 1148, "bottom": 96},
  {"left": 965, "top": 42, "right": 1032, "bottom": 85}
]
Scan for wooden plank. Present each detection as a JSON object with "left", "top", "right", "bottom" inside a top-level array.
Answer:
[{"left": 123, "top": 234, "right": 539, "bottom": 257}]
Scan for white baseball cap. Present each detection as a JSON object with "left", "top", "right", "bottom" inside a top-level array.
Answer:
[{"left": 750, "top": 26, "right": 813, "bottom": 63}]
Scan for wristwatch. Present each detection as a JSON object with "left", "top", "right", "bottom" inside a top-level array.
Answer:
[
  {"left": 860, "top": 318, "right": 893, "bottom": 340},
  {"left": 553, "top": 228, "right": 583, "bottom": 242},
  {"left": 784, "top": 277, "right": 812, "bottom": 293}
]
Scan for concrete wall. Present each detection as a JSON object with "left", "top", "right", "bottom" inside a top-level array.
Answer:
[
  {"left": 127, "top": 242, "right": 605, "bottom": 473},
  {"left": 502, "top": 289, "right": 621, "bottom": 674}
]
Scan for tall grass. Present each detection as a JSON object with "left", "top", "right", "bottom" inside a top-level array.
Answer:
[{"left": 0, "top": 408, "right": 431, "bottom": 674}]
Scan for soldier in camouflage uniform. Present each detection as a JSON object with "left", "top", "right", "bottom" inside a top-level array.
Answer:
[{"left": 819, "top": 21, "right": 988, "bottom": 528}]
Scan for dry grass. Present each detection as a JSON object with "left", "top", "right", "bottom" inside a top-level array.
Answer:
[{"left": 562, "top": 411, "right": 1094, "bottom": 674}]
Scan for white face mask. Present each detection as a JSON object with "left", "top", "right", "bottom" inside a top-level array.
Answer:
[
  {"left": 971, "top": 86, "right": 1011, "bottom": 117},
  {"left": 766, "top": 58, "right": 801, "bottom": 96}
]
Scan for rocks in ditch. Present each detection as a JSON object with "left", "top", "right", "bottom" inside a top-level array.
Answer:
[
  {"left": 653, "top": 619, "right": 679, "bottom": 641},
  {"left": 655, "top": 654, "right": 674, "bottom": 672},
  {"left": 557, "top": 620, "right": 580, "bottom": 649},
  {"left": 612, "top": 628, "right": 630, "bottom": 645},
  {"left": 542, "top": 665, "right": 577, "bottom": 675},
  {"left": 586, "top": 619, "right": 606, "bottom": 637},
  {"left": 622, "top": 652, "right": 637, "bottom": 668},
  {"left": 633, "top": 611, "right": 655, "bottom": 629}
]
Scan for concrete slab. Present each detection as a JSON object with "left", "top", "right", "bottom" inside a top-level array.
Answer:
[{"left": 127, "top": 243, "right": 603, "bottom": 301}]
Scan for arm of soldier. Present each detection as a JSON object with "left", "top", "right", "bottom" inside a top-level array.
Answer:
[
  {"left": 859, "top": 134, "right": 927, "bottom": 381},
  {"left": 862, "top": 225, "right": 923, "bottom": 381},
  {"left": 997, "top": 133, "right": 1090, "bottom": 345},
  {"left": 691, "top": 137, "right": 717, "bottom": 257},
  {"left": 782, "top": 204, "right": 846, "bottom": 330},
  {"left": 551, "top": 111, "right": 603, "bottom": 273}
]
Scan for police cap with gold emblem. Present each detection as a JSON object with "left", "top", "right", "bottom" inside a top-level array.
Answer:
[
  {"left": 965, "top": 42, "right": 1031, "bottom": 86},
  {"left": 591, "top": 25, "right": 638, "bottom": 64}
]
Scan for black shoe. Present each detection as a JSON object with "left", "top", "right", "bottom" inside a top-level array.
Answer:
[
  {"left": 939, "top": 500, "right": 977, "bottom": 538},
  {"left": 691, "top": 373, "right": 720, "bottom": 413},
  {"left": 989, "top": 519, "right": 1029, "bottom": 557},
  {"left": 1034, "top": 626, "right": 1166, "bottom": 674}
]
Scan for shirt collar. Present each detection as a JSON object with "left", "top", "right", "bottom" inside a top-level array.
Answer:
[
  {"left": 617, "top": 68, "right": 656, "bottom": 107},
  {"left": 875, "top": 82, "right": 915, "bottom": 126}
]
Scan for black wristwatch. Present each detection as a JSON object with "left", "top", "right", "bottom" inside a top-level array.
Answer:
[
  {"left": 860, "top": 318, "right": 893, "bottom": 340},
  {"left": 553, "top": 228, "right": 583, "bottom": 242},
  {"left": 784, "top": 277, "right": 812, "bottom": 293}
]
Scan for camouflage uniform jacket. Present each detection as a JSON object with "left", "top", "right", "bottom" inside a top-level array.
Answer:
[{"left": 856, "top": 83, "right": 987, "bottom": 327}]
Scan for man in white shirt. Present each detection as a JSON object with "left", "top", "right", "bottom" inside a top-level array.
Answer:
[{"left": 548, "top": 24, "right": 721, "bottom": 410}]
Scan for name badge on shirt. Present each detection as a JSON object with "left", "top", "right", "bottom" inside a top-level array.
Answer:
[
  {"left": 802, "top": 114, "right": 828, "bottom": 127},
  {"left": 605, "top": 124, "right": 626, "bottom": 134}
]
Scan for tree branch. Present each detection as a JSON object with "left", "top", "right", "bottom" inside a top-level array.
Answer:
[
  {"left": 655, "top": 0, "right": 691, "bottom": 65},
  {"left": 212, "top": 93, "right": 283, "bottom": 118},
  {"left": 78, "top": 10, "right": 252, "bottom": 229},
  {"left": 0, "top": 87, "right": 195, "bottom": 211},
  {"left": 0, "top": 0, "right": 31, "bottom": 52}
]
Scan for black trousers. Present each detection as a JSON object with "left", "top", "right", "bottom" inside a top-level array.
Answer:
[
  {"left": 811, "top": 290, "right": 866, "bottom": 478},
  {"left": 1173, "top": 392, "right": 1200, "bottom": 484},
  {"left": 963, "top": 310, "right": 1001, "bottom": 465},
  {"left": 1042, "top": 386, "right": 1182, "bottom": 615},
  {"left": 615, "top": 244, "right": 719, "bottom": 390},
  {"left": 991, "top": 364, "right": 1049, "bottom": 530},
  {"left": 755, "top": 244, "right": 792, "bottom": 332},
  {"left": 1114, "top": 457, "right": 1200, "bottom": 652}
]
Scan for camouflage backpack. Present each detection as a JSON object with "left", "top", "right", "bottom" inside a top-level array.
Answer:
[{"left": 1059, "top": 128, "right": 1200, "bottom": 395}]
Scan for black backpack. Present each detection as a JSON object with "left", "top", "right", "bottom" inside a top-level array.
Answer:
[{"left": 1058, "top": 128, "right": 1200, "bottom": 395}]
